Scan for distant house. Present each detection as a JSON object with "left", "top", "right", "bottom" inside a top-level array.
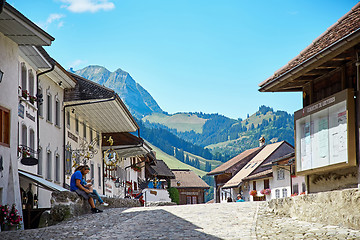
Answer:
[
  {"left": 207, "top": 146, "right": 262, "bottom": 203},
  {"left": 222, "top": 141, "right": 293, "bottom": 201},
  {"left": 171, "top": 169, "right": 210, "bottom": 205},
  {"left": 258, "top": 2, "right": 360, "bottom": 193}
]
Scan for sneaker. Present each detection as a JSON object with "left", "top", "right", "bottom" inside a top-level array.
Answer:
[
  {"left": 91, "top": 208, "right": 103, "bottom": 214},
  {"left": 101, "top": 202, "right": 109, "bottom": 207}
]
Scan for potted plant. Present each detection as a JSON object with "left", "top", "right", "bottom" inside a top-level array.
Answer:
[
  {"left": 21, "top": 90, "right": 29, "bottom": 99},
  {"left": 5, "top": 204, "right": 22, "bottom": 230},
  {"left": 262, "top": 188, "right": 271, "bottom": 195},
  {"left": 0, "top": 205, "right": 9, "bottom": 231},
  {"left": 29, "top": 95, "right": 37, "bottom": 104},
  {"left": 249, "top": 190, "right": 257, "bottom": 197}
]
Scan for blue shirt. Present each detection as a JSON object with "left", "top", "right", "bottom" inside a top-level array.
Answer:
[{"left": 70, "top": 171, "right": 83, "bottom": 191}]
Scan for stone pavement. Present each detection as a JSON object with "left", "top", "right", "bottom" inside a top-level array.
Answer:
[{"left": 1, "top": 202, "right": 360, "bottom": 239}]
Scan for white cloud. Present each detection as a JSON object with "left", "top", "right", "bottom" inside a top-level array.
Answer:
[
  {"left": 60, "top": 0, "right": 115, "bottom": 13},
  {"left": 69, "top": 59, "right": 87, "bottom": 69},
  {"left": 38, "top": 13, "right": 65, "bottom": 30}
]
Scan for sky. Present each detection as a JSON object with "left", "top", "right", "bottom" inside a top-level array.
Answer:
[{"left": 8, "top": 0, "right": 360, "bottom": 119}]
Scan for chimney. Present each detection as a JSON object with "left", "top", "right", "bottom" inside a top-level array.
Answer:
[{"left": 259, "top": 137, "right": 265, "bottom": 147}]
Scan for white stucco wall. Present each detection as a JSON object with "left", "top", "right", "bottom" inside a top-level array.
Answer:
[
  {"left": 270, "top": 166, "right": 291, "bottom": 199},
  {"left": 0, "top": 31, "right": 23, "bottom": 222},
  {"left": 65, "top": 110, "right": 103, "bottom": 195},
  {"left": 143, "top": 188, "right": 171, "bottom": 202}
]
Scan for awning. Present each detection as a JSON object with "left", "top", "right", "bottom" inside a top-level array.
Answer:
[
  {"left": 102, "top": 132, "right": 152, "bottom": 158},
  {"left": 65, "top": 98, "right": 138, "bottom": 133},
  {"left": 19, "top": 170, "right": 69, "bottom": 192}
]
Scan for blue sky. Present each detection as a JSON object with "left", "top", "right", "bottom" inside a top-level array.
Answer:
[{"left": 9, "top": 0, "right": 359, "bottom": 119}]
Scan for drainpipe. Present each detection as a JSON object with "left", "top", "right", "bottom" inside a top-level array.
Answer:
[{"left": 36, "top": 64, "right": 54, "bottom": 169}]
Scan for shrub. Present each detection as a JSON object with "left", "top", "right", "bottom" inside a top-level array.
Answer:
[{"left": 167, "top": 187, "right": 180, "bottom": 205}]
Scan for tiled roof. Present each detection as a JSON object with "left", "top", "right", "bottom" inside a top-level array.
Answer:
[
  {"left": 171, "top": 169, "right": 210, "bottom": 189},
  {"left": 222, "top": 141, "right": 284, "bottom": 189},
  {"left": 260, "top": 3, "right": 360, "bottom": 88},
  {"left": 243, "top": 169, "right": 273, "bottom": 181},
  {"left": 207, "top": 147, "right": 262, "bottom": 175},
  {"left": 65, "top": 72, "right": 116, "bottom": 101},
  {"left": 147, "top": 160, "right": 175, "bottom": 179}
]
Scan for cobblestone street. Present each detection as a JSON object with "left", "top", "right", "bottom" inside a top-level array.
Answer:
[{"left": 1, "top": 202, "right": 360, "bottom": 239}]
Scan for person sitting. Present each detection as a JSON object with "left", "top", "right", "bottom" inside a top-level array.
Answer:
[
  {"left": 77, "top": 167, "right": 109, "bottom": 207},
  {"left": 70, "top": 165, "right": 103, "bottom": 213},
  {"left": 236, "top": 194, "right": 245, "bottom": 202}
]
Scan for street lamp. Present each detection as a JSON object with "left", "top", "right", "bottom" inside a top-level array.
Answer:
[{"left": 114, "top": 178, "right": 121, "bottom": 188}]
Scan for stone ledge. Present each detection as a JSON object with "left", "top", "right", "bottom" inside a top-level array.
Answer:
[
  {"left": 39, "top": 191, "right": 141, "bottom": 228},
  {"left": 266, "top": 188, "right": 360, "bottom": 230}
]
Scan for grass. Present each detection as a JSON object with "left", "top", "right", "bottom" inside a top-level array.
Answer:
[
  {"left": 146, "top": 141, "right": 207, "bottom": 177},
  {"left": 184, "top": 151, "right": 223, "bottom": 171},
  {"left": 142, "top": 112, "right": 207, "bottom": 133}
]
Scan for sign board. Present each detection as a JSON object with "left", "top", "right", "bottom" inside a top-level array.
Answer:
[
  {"left": 294, "top": 89, "right": 356, "bottom": 174},
  {"left": 18, "top": 104, "right": 24, "bottom": 118}
]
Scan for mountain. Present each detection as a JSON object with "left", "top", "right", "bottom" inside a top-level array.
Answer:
[{"left": 71, "top": 65, "right": 163, "bottom": 119}]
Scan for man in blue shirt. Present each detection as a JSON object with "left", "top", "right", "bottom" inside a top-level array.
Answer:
[{"left": 70, "top": 165, "right": 102, "bottom": 213}]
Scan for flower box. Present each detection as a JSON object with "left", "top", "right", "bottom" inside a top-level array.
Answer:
[{"left": 249, "top": 190, "right": 257, "bottom": 197}]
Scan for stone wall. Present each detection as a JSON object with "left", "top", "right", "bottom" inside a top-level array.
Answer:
[
  {"left": 266, "top": 188, "right": 360, "bottom": 230},
  {"left": 39, "top": 191, "right": 141, "bottom": 227}
]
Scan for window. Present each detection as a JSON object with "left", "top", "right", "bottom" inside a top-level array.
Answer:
[
  {"left": 293, "top": 183, "right": 299, "bottom": 194},
  {"left": 29, "top": 129, "right": 35, "bottom": 153},
  {"left": 66, "top": 111, "right": 70, "bottom": 129},
  {"left": 98, "top": 164, "right": 101, "bottom": 187},
  {"left": 253, "top": 181, "right": 256, "bottom": 190},
  {"left": 282, "top": 188, "right": 288, "bottom": 198},
  {"left": 264, "top": 179, "right": 270, "bottom": 189},
  {"left": 38, "top": 87, "right": 43, "bottom": 117},
  {"left": 47, "top": 93, "right": 52, "bottom": 122},
  {"left": 90, "top": 162, "right": 94, "bottom": 180},
  {"left": 21, "top": 63, "right": 27, "bottom": 91},
  {"left": 55, "top": 155, "right": 60, "bottom": 182},
  {"left": 75, "top": 117, "right": 79, "bottom": 133},
  {"left": 47, "top": 151, "right": 52, "bottom": 180},
  {"left": 277, "top": 168, "right": 285, "bottom": 180},
  {"left": 28, "top": 70, "right": 34, "bottom": 97},
  {"left": 38, "top": 147, "right": 42, "bottom": 175},
  {"left": 96, "top": 132, "right": 100, "bottom": 146},
  {"left": 21, "top": 125, "right": 27, "bottom": 146},
  {"left": 55, "top": 100, "right": 60, "bottom": 127},
  {"left": 83, "top": 122, "right": 86, "bottom": 139},
  {"left": 275, "top": 189, "right": 280, "bottom": 199},
  {"left": 302, "top": 182, "right": 306, "bottom": 193},
  {"left": 0, "top": 107, "right": 10, "bottom": 146},
  {"left": 90, "top": 128, "right": 93, "bottom": 142}
]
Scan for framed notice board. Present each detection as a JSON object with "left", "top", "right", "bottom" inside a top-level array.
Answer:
[{"left": 294, "top": 88, "right": 356, "bottom": 175}]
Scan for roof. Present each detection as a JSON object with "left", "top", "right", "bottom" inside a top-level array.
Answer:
[
  {"left": 146, "top": 160, "right": 175, "bottom": 179},
  {"left": 243, "top": 169, "right": 273, "bottom": 181},
  {"left": 64, "top": 73, "right": 139, "bottom": 132},
  {"left": 0, "top": 3, "right": 54, "bottom": 45},
  {"left": 207, "top": 147, "right": 262, "bottom": 176},
  {"left": 259, "top": 3, "right": 360, "bottom": 92},
  {"left": 222, "top": 141, "right": 284, "bottom": 189},
  {"left": 170, "top": 169, "right": 210, "bottom": 189},
  {"left": 102, "top": 132, "right": 152, "bottom": 158}
]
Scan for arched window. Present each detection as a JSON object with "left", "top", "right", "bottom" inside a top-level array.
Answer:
[
  {"left": 21, "top": 63, "right": 27, "bottom": 91},
  {"left": 28, "top": 70, "right": 34, "bottom": 97},
  {"left": 21, "top": 124, "right": 27, "bottom": 146},
  {"left": 29, "top": 129, "right": 35, "bottom": 152}
]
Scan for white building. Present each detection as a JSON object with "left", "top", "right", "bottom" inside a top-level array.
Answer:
[
  {"left": 64, "top": 73, "right": 139, "bottom": 196},
  {"left": 0, "top": 2, "right": 54, "bottom": 228}
]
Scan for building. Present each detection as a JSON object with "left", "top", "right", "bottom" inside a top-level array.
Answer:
[
  {"left": 64, "top": 73, "right": 139, "bottom": 196},
  {"left": 222, "top": 141, "right": 293, "bottom": 201},
  {"left": 258, "top": 3, "right": 360, "bottom": 193},
  {"left": 170, "top": 169, "right": 210, "bottom": 205},
  {"left": 207, "top": 147, "right": 262, "bottom": 203},
  {"left": 102, "top": 132, "right": 153, "bottom": 198},
  {"left": 0, "top": 2, "right": 54, "bottom": 225}
]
